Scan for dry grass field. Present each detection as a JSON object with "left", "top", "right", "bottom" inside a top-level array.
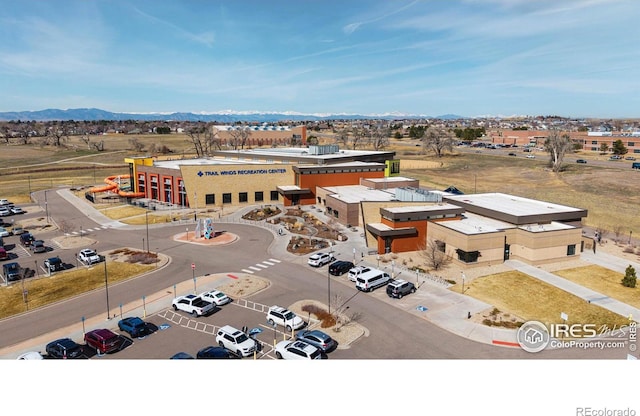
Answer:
[{"left": 463, "top": 270, "right": 630, "bottom": 329}]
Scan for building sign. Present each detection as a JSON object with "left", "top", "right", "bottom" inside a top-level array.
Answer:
[{"left": 197, "top": 168, "right": 288, "bottom": 177}]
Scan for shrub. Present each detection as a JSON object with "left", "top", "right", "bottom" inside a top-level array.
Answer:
[{"left": 622, "top": 265, "right": 637, "bottom": 288}]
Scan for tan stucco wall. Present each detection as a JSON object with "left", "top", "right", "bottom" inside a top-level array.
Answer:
[{"left": 179, "top": 164, "right": 295, "bottom": 209}]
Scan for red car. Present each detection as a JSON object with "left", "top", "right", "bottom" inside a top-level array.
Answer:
[{"left": 84, "top": 328, "right": 123, "bottom": 354}]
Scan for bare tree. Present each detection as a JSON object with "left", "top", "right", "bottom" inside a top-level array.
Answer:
[
  {"left": 613, "top": 224, "right": 625, "bottom": 243},
  {"left": 46, "top": 121, "right": 69, "bottom": 147},
  {"left": 58, "top": 220, "right": 76, "bottom": 234},
  {"left": 418, "top": 239, "right": 453, "bottom": 271},
  {"left": 128, "top": 137, "right": 145, "bottom": 152},
  {"left": 369, "top": 126, "right": 390, "bottom": 150},
  {"left": 80, "top": 134, "right": 92, "bottom": 150},
  {"left": 544, "top": 130, "right": 573, "bottom": 172},
  {"left": 330, "top": 293, "right": 363, "bottom": 330},
  {"left": 335, "top": 127, "right": 350, "bottom": 148},
  {"left": 422, "top": 128, "right": 455, "bottom": 158},
  {"left": 227, "top": 125, "right": 252, "bottom": 150},
  {"left": 350, "top": 126, "right": 366, "bottom": 150},
  {"left": 186, "top": 123, "right": 213, "bottom": 157},
  {"left": 92, "top": 140, "right": 105, "bottom": 151}
]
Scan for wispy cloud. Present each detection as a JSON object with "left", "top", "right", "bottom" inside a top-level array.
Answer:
[
  {"left": 343, "top": 0, "right": 420, "bottom": 34},
  {"left": 131, "top": 6, "right": 215, "bottom": 47}
]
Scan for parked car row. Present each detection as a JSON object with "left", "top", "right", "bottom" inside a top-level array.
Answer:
[
  {"left": 44, "top": 316, "right": 155, "bottom": 359},
  {"left": 308, "top": 252, "right": 419, "bottom": 299}
]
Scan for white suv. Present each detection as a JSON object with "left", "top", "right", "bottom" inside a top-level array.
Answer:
[
  {"left": 308, "top": 252, "right": 335, "bottom": 267},
  {"left": 275, "top": 340, "right": 325, "bottom": 360},
  {"left": 266, "top": 306, "right": 305, "bottom": 331},
  {"left": 215, "top": 325, "right": 257, "bottom": 358},
  {"left": 348, "top": 266, "right": 371, "bottom": 282}
]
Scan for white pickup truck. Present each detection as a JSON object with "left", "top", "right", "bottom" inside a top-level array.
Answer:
[{"left": 171, "top": 294, "right": 216, "bottom": 317}]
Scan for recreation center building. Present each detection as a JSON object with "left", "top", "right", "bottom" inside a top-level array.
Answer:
[{"left": 122, "top": 144, "right": 588, "bottom": 267}]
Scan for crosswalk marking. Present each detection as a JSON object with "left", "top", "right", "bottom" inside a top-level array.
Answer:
[
  {"left": 268, "top": 258, "right": 281, "bottom": 263},
  {"left": 241, "top": 269, "right": 255, "bottom": 274},
  {"left": 261, "top": 261, "right": 275, "bottom": 266},
  {"left": 248, "top": 266, "right": 262, "bottom": 271},
  {"left": 254, "top": 263, "right": 269, "bottom": 269}
]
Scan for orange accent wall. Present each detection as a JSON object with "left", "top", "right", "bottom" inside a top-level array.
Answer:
[
  {"left": 378, "top": 216, "right": 462, "bottom": 254},
  {"left": 298, "top": 170, "right": 385, "bottom": 205}
]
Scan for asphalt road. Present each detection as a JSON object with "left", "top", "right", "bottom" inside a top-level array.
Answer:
[{"left": 0, "top": 189, "right": 627, "bottom": 359}]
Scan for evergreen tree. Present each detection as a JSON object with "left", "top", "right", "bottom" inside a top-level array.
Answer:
[{"left": 622, "top": 265, "right": 637, "bottom": 288}]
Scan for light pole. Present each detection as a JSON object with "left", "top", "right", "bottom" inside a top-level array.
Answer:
[
  {"left": 377, "top": 254, "right": 380, "bottom": 269},
  {"left": 192, "top": 263, "right": 196, "bottom": 294},
  {"left": 44, "top": 190, "right": 49, "bottom": 223},
  {"left": 461, "top": 271, "right": 466, "bottom": 294},
  {"left": 391, "top": 260, "right": 395, "bottom": 279},
  {"left": 145, "top": 211, "right": 150, "bottom": 253},
  {"left": 630, "top": 230, "right": 633, "bottom": 245},
  {"left": 104, "top": 260, "right": 110, "bottom": 320},
  {"left": 327, "top": 263, "right": 331, "bottom": 316}
]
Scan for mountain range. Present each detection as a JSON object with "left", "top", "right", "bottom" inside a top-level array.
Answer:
[{"left": 0, "top": 108, "right": 464, "bottom": 122}]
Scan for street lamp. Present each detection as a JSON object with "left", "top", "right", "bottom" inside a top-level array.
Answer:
[
  {"left": 630, "top": 230, "right": 633, "bottom": 245},
  {"left": 104, "top": 259, "right": 111, "bottom": 320},
  {"left": 44, "top": 190, "right": 49, "bottom": 223},
  {"left": 145, "top": 211, "right": 150, "bottom": 253},
  {"left": 192, "top": 263, "right": 196, "bottom": 294},
  {"left": 327, "top": 263, "right": 331, "bottom": 316},
  {"left": 461, "top": 271, "right": 466, "bottom": 294}
]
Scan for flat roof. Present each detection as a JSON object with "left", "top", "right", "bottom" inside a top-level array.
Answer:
[
  {"left": 435, "top": 212, "right": 516, "bottom": 235},
  {"left": 153, "top": 157, "right": 267, "bottom": 170},
  {"left": 445, "top": 193, "right": 584, "bottom": 216},
  {"left": 215, "top": 147, "right": 392, "bottom": 160},
  {"left": 323, "top": 185, "right": 396, "bottom": 204},
  {"left": 435, "top": 212, "right": 577, "bottom": 235},
  {"left": 364, "top": 176, "right": 417, "bottom": 183}
]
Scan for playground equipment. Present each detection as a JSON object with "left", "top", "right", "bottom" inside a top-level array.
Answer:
[{"left": 89, "top": 175, "right": 145, "bottom": 198}]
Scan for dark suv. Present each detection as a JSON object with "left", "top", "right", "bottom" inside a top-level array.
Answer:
[
  {"left": 386, "top": 279, "right": 416, "bottom": 299},
  {"left": 328, "top": 260, "right": 355, "bottom": 276},
  {"left": 46, "top": 338, "right": 84, "bottom": 359},
  {"left": 84, "top": 329, "right": 123, "bottom": 354},
  {"left": 2, "top": 262, "right": 21, "bottom": 282},
  {"left": 20, "top": 232, "right": 35, "bottom": 246}
]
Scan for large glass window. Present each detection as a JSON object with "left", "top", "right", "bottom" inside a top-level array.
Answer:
[
  {"left": 205, "top": 194, "right": 215, "bottom": 205},
  {"left": 239, "top": 192, "right": 248, "bottom": 203},
  {"left": 223, "top": 193, "right": 232, "bottom": 204},
  {"left": 255, "top": 191, "right": 264, "bottom": 202},
  {"left": 567, "top": 244, "right": 576, "bottom": 256},
  {"left": 270, "top": 190, "right": 279, "bottom": 201}
]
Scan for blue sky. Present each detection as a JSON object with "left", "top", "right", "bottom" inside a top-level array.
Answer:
[{"left": 1, "top": 0, "right": 638, "bottom": 118}]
